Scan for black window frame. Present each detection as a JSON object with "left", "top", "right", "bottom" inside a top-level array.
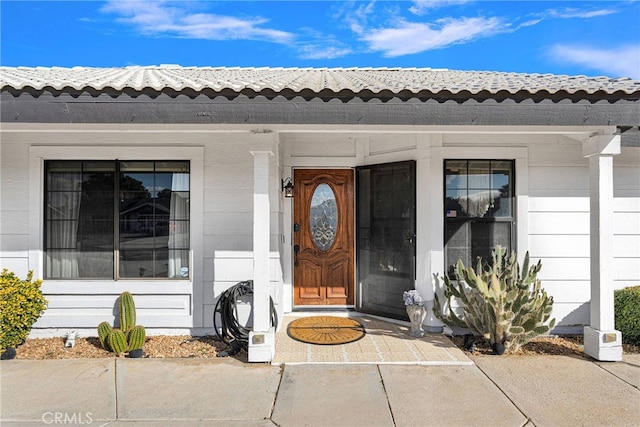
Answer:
[
  {"left": 443, "top": 159, "right": 516, "bottom": 276},
  {"left": 44, "top": 160, "right": 190, "bottom": 280}
]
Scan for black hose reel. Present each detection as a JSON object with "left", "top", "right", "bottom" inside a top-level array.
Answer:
[{"left": 213, "top": 280, "right": 278, "bottom": 357}]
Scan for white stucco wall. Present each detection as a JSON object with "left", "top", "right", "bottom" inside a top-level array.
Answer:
[{"left": 1, "top": 124, "right": 638, "bottom": 336}]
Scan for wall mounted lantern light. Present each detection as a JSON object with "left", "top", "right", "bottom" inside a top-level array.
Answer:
[{"left": 281, "top": 178, "right": 294, "bottom": 198}]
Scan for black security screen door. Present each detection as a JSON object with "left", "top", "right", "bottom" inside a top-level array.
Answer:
[{"left": 356, "top": 161, "right": 416, "bottom": 320}]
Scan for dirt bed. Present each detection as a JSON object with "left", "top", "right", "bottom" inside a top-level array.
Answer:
[
  {"left": 9, "top": 334, "right": 639, "bottom": 360},
  {"left": 449, "top": 334, "right": 639, "bottom": 356},
  {"left": 13, "top": 336, "right": 233, "bottom": 360}
]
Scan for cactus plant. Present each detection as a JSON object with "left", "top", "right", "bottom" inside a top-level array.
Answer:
[
  {"left": 434, "top": 245, "right": 556, "bottom": 354},
  {"left": 97, "top": 321, "right": 112, "bottom": 349},
  {"left": 127, "top": 325, "right": 146, "bottom": 351},
  {"left": 107, "top": 329, "right": 128, "bottom": 355},
  {"left": 96, "top": 291, "right": 146, "bottom": 355},
  {"left": 118, "top": 291, "right": 136, "bottom": 333}
]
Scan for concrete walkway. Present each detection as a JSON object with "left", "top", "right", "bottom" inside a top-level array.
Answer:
[{"left": 1, "top": 353, "right": 638, "bottom": 426}]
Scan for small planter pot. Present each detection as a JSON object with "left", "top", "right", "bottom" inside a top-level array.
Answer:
[
  {"left": 1, "top": 347, "right": 17, "bottom": 360},
  {"left": 406, "top": 305, "right": 427, "bottom": 337},
  {"left": 128, "top": 348, "right": 145, "bottom": 358}
]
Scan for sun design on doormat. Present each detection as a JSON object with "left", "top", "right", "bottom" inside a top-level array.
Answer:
[{"left": 287, "top": 316, "right": 366, "bottom": 345}]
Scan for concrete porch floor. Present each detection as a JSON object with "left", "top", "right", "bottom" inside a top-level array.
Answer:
[{"left": 272, "top": 313, "right": 473, "bottom": 365}]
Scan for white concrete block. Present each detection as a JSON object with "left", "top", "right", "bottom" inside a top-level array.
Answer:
[
  {"left": 248, "top": 328, "right": 275, "bottom": 362},
  {"left": 584, "top": 326, "right": 622, "bottom": 362}
]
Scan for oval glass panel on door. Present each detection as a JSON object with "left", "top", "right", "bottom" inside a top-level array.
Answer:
[{"left": 293, "top": 169, "right": 354, "bottom": 306}]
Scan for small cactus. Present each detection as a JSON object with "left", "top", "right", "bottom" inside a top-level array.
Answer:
[
  {"left": 97, "top": 321, "right": 112, "bottom": 349},
  {"left": 97, "top": 291, "right": 145, "bottom": 355},
  {"left": 127, "top": 325, "right": 146, "bottom": 351},
  {"left": 107, "top": 329, "right": 128, "bottom": 355},
  {"left": 119, "top": 291, "right": 136, "bottom": 333}
]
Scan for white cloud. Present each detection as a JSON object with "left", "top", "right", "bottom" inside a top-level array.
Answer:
[
  {"left": 544, "top": 7, "right": 617, "bottom": 19},
  {"left": 100, "top": 0, "right": 294, "bottom": 44},
  {"left": 551, "top": 44, "right": 640, "bottom": 79},
  {"left": 409, "top": 0, "right": 473, "bottom": 15},
  {"left": 343, "top": 1, "right": 377, "bottom": 34},
  {"left": 360, "top": 16, "right": 504, "bottom": 57},
  {"left": 298, "top": 45, "right": 353, "bottom": 60}
]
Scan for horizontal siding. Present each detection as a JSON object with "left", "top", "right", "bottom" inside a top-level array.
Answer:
[
  {"left": 0, "top": 234, "right": 29, "bottom": 257},
  {"left": 212, "top": 253, "right": 282, "bottom": 282},
  {"left": 203, "top": 189, "right": 252, "bottom": 212},
  {"left": 529, "top": 197, "right": 589, "bottom": 212},
  {"left": 0, "top": 257, "right": 29, "bottom": 277},
  {"left": 526, "top": 150, "right": 640, "bottom": 328},
  {"left": 614, "top": 258, "right": 640, "bottom": 280},
  {"left": 529, "top": 235, "right": 590, "bottom": 258},
  {"left": 0, "top": 141, "right": 31, "bottom": 279},
  {"left": 614, "top": 213, "right": 640, "bottom": 233},
  {"left": 529, "top": 235, "right": 640, "bottom": 258},
  {"left": 34, "top": 294, "right": 192, "bottom": 328},
  {"left": 45, "top": 295, "right": 190, "bottom": 310},
  {"left": 529, "top": 212, "right": 589, "bottom": 234},
  {"left": 541, "top": 281, "right": 591, "bottom": 303},
  {"left": 550, "top": 302, "right": 590, "bottom": 328},
  {"left": 529, "top": 166, "right": 589, "bottom": 192},
  {"left": 1, "top": 209, "right": 29, "bottom": 234}
]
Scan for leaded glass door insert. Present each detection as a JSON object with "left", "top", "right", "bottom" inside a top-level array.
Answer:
[{"left": 310, "top": 184, "right": 338, "bottom": 251}]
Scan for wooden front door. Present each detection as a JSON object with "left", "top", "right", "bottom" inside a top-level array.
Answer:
[{"left": 293, "top": 169, "right": 354, "bottom": 306}]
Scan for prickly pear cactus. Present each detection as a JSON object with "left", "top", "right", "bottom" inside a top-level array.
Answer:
[
  {"left": 127, "top": 325, "right": 146, "bottom": 351},
  {"left": 118, "top": 291, "right": 136, "bottom": 333},
  {"left": 433, "top": 246, "right": 556, "bottom": 353}
]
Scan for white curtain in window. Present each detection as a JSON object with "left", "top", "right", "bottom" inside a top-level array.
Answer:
[
  {"left": 47, "top": 173, "right": 81, "bottom": 278},
  {"left": 168, "top": 173, "right": 189, "bottom": 278},
  {"left": 458, "top": 189, "right": 501, "bottom": 217}
]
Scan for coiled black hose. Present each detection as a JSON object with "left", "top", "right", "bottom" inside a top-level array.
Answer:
[{"left": 213, "top": 280, "right": 278, "bottom": 357}]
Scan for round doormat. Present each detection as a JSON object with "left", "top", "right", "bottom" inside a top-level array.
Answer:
[{"left": 287, "top": 316, "right": 366, "bottom": 345}]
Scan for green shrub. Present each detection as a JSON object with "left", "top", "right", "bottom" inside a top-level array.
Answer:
[
  {"left": 615, "top": 286, "right": 640, "bottom": 346},
  {"left": 0, "top": 269, "right": 48, "bottom": 351},
  {"left": 434, "top": 246, "right": 555, "bottom": 354}
]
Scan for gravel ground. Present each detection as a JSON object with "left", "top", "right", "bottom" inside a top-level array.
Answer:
[
  {"left": 9, "top": 333, "right": 638, "bottom": 360},
  {"left": 13, "top": 336, "right": 238, "bottom": 360},
  {"left": 449, "top": 334, "right": 640, "bottom": 356}
]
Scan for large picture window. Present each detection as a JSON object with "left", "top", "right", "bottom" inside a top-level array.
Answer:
[
  {"left": 45, "top": 160, "right": 190, "bottom": 279},
  {"left": 444, "top": 160, "right": 514, "bottom": 276}
]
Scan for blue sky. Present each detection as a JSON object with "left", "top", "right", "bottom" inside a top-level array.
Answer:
[{"left": 2, "top": 1, "right": 639, "bottom": 78}]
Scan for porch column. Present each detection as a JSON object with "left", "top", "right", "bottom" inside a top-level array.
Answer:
[
  {"left": 249, "top": 150, "right": 275, "bottom": 362},
  {"left": 582, "top": 134, "right": 622, "bottom": 361}
]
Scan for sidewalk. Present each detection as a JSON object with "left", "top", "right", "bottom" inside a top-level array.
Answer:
[{"left": 1, "top": 352, "right": 638, "bottom": 426}]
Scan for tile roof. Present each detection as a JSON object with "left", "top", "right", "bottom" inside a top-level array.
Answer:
[{"left": 1, "top": 66, "right": 639, "bottom": 96}]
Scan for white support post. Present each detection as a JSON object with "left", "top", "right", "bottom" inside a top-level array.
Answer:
[
  {"left": 249, "top": 150, "right": 275, "bottom": 362},
  {"left": 582, "top": 134, "right": 622, "bottom": 361}
]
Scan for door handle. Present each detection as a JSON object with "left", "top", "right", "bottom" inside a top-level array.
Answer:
[
  {"left": 294, "top": 244, "right": 300, "bottom": 267},
  {"left": 405, "top": 235, "right": 416, "bottom": 243}
]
